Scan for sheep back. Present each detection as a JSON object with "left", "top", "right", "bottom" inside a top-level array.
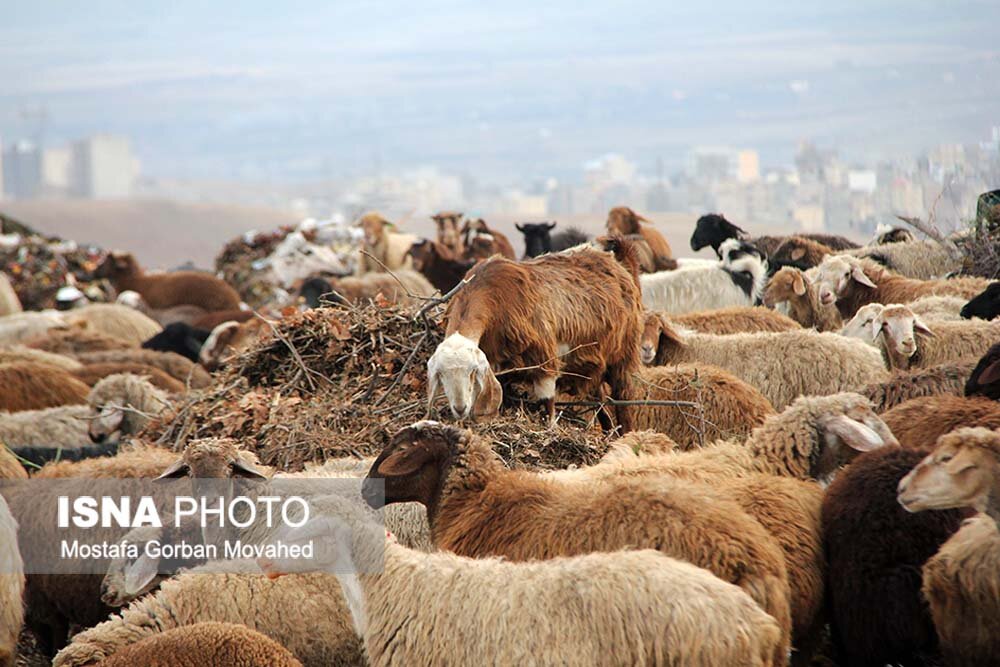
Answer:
[
  {"left": 76, "top": 350, "right": 212, "bottom": 388},
  {"left": 674, "top": 306, "right": 800, "bottom": 334},
  {"left": 0, "top": 495, "right": 23, "bottom": 667},
  {"left": 63, "top": 304, "right": 163, "bottom": 345},
  {"left": 26, "top": 328, "right": 134, "bottom": 355},
  {"left": 862, "top": 362, "right": 974, "bottom": 413},
  {"left": 0, "top": 362, "right": 90, "bottom": 411},
  {"left": 881, "top": 395, "right": 1000, "bottom": 449}
]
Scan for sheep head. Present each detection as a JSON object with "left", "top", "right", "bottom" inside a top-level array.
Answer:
[
  {"left": 812, "top": 393, "right": 898, "bottom": 476},
  {"left": 88, "top": 373, "right": 169, "bottom": 443},
  {"left": 427, "top": 333, "right": 501, "bottom": 420},
  {"left": 357, "top": 212, "right": 392, "bottom": 247},
  {"left": 898, "top": 427, "right": 1000, "bottom": 515},
  {"left": 156, "top": 437, "right": 268, "bottom": 480},
  {"left": 606, "top": 206, "right": 647, "bottom": 235},
  {"left": 874, "top": 226, "right": 914, "bottom": 244},
  {"left": 814, "top": 256, "right": 876, "bottom": 305},
  {"left": 94, "top": 251, "right": 138, "bottom": 281},
  {"left": 639, "top": 312, "right": 686, "bottom": 365},
  {"left": 690, "top": 213, "right": 746, "bottom": 255},
  {"left": 961, "top": 282, "right": 1000, "bottom": 321},
  {"left": 516, "top": 222, "right": 557, "bottom": 258},
  {"left": 763, "top": 267, "right": 809, "bottom": 307},
  {"left": 873, "top": 304, "right": 934, "bottom": 370},
  {"left": 839, "top": 303, "right": 886, "bottom": 345}
]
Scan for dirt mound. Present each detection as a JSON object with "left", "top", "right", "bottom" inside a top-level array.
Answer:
[{"left": 148, "top": 301, "right": 612, "bottom": 471}]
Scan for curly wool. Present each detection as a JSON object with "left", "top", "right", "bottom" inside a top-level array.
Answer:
[
  {"left": 882, "top": 395, "right": 1000, "bottom": 449},
  {"left": 92, "top": 622, "right": 302, "bottom": 667},
  {"left": 862, "top": 362, "right": 974, "bottom": 413},
  {"left": 903, "top": 318, "right": 1000, "bottom": 370},
  {"left": 0, "top": 405, "right": 91, "bottom": 456},
  {"left": 632, "top": 363, "right": 775, "bottom": 449},
  {"left": 922, "top": 515, "right": 1000, "bottom": 667},
  {"left": 87, "top": 373, "right": 171, "bottom": 436}
]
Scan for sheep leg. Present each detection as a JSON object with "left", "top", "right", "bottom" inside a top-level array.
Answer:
[{"left": 533, "top": 375, "right": 557, "bottom": 426}]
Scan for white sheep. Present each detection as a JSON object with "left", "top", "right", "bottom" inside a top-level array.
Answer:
[
  {"left": 256, "top": 496, "right": 784, "bottom": 667},
  {"left": 0, "top": 310, "right": 67, "bottom": 344},
  {"left": 62, "top": 303, "right": 162, "bottom": 345},
  {"left": 872, "top": 303, "right": 1000, "bottom": 371},
  {"left": 640, "top": 238, "right": 768, "bottom": 314},
  {"left": 0, "top": 495, "right": 24, "bottom": 667}
]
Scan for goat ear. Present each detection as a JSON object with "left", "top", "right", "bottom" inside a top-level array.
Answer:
[
  {"left": 377, "top": 442, "right": 435, "bottom": 477},
  {"left": 826, "top": 415, "right": 885, "bottom": 452},
  {"left": 913, "top": 316, "right": 935, "bottom": 337},
  {"left": 850, "top": 266, "right": 877, "bottom": 288},
  {"left": 124, "top": 552, "right": 160, "bottom": 596},
  {"left": 792, "top": 272, "right": 807, "bottom": 296},
  {"left": 231, "top": 456, "right": 268, "bottom": 479},
  {"left": 156, "top": 459, "right": 190, "bottom": 480},
  {"left": 977, "top": 359, "right": 1000, "bottom": 386},
  {"left": 791, "top": 247, "right": 806, "bottom": 261},
  {"left": 473, "top": 354, "right": 502, "bottom": 418}
]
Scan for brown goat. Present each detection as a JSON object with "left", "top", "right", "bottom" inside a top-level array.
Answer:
[
  {"left": 431, "top": 211, "right": 465, "bottom": 257},
  {"left": 408, "top": 240, "right": 476, "bottom": 293},
  {"left": 430, "top": 238, "right": 642, "bottom": 430},
  {"left": 770, "top": 236, "right": 834, "bottom": 269},
  {"left": 461, "top": 218, "right": 516, "bottom": 260},
  {"left": 0, "top": 362, "right": 90, "bottom": 411},
  {"left": 71, "top": 363, "right": 186, "bottom": 393},
  {"left": 814, "top": 255, "right": 992, "bottom": 320},
  {"left": 882, "top": 395, "right": 1000, "bottom": 449},
  {"left": 606, "top": 206, "right": 673, "bottom": 272},
  {"left": 96, "top": 252, "right": 241, "bottom": 312}
]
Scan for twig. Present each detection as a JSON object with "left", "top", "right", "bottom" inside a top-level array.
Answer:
[
  {"left": 495, "top": 342, "right": 598, "bottom": 378},
  {"left": 256, "top": 314, "right": 317, "bottom": 392},
  {"left": 414, "top": 274, "right": 475, "bottom": 322},
  {"left": 373, "top": 327, "right": 433, "bottom": 407}
]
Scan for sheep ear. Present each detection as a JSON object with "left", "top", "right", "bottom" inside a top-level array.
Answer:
[
  {"left": 473, "top": 355, "right": 502, "bottom": 418},
  {"left": 792, "top": 273, "right": 807, "bottom": 296},
  {"left": 977, "top": 359, "right": 1000, "bottom": 386},
  {"left": 826, "top": 415, "right": 885, "bottom": 452},
  {"left": 791, "top": 247, "right": 806, "bottom": 261},
  {"left": 913, "top": 316, "right": 935, "bottom": 337},
  {"left": 124, "top": 552, "right": 160, "bottom": 596},
  {"left": 657, "top": 314, "right": 686, "bottom": 348},
  {"left": 426, "top": 353, "right": 442, "bottom": 415},
  {"left": 850, "top": 266, "right": 877, "bottom": 288},
  {"left": 156, "top": 459, "right": 190, "bottom": 480},
  {"left": 231, "top": 457, "right": 268, "bottom": 479},
  {"left": 377, "top": 443, "right": 435, "bottom": 477}
]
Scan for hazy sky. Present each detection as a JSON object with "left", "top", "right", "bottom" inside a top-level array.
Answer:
[{"left": 2, "top": 1, "right": 999, "bottom": 183}]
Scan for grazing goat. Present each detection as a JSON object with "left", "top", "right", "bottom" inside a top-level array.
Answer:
[
  {"left": 431, "top": 210, "right": 465, "bottom": 256},
  {"left": 966, "top": 342, "right": 1000, "bottom": 400},
  {"left": 95, "top": 252, "right": 241, "bottom": 311},
  {"left": 516, "top": 222, "right": 589, "bottom": 258},
  {"left": 355, "top": 212, "right": 415, "bottom": 275},
  {"left": 641, "top": 314, "right": 887, "bottom": 409},
  {"left": 407, "top": 239, "right": 475, "bottom": 293},
  {"left": 882, "top": 395, "right": 1000, "bottom": 449},
  {"left": 429, "top": 239, "right": 642, "bottom": 430},
  {"left": 898, "top": 428, "right": 1000, "bottom": 667},
  {"left": 606, "top": 206, "right": 673, "bottom": 271},
  {"left": 640, "top": 239, "right": 768, "bottom": 314},
  {"left": 461, "top": 218, "right": 516, "bottom": 259},
  {"left": 763, "top": 267, "right": 842, "bottom": 331},
  {"left": 813, "top": 254, "right": 991, "bottom": 320},
  {"left": 961, "top": 281, "right": 1000, "bottom": 320}
]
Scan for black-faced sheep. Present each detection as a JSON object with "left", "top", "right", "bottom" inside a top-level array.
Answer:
[
  {"left": 882, "top": 395, "right": 1000, "bottom": 449},
  {"left": 429, "top": 239, "right": 642, "bottom": 430},
  {"left": 813, "top": 254, "right": 992, "bottom": 320},
  {"left": 95, "top": 251, "right": 242, "bottom": 311},
  {"left": 822, "top": 446, "right": 968, "bottom": 667},
  {"left": 961, "top": 281, "right": 1000, "bottom": 320},
  {"left": 966, "top": 341, "right": 1000, "bottom": 400},
  {"left": 259, "top": 496, "right": 784, "bottom": 667},
  {"left": 689, "top": 213, "right": 858, "bottom": 257},
  {"left": 141, "top": 322, "right": 211, "bottom": 362},
  {"left": 606, "top": 206, "right": 674, "bottom": 272},
  {"left": 641, "top": 314, "right": 888, "bottom": 410},
  {"left": 355, "top": 212, "right": 415, "bottom": 275},
  {"left": 363, "top": 421, "right": 795, "bottom": 661},
  {"left": 516, "top": 221, "right": 589, "bottom": 258},
  {"left": 897, "top": 426, "right": 1000, "bottom": 667}
]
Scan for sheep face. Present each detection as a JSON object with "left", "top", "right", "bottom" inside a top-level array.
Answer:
[
  {"left": 639, "top": 314, "right": 664, "bottom": 364},
  {"left": 873, "top": 304, "right": 934, "bottom": 362},
  {"left": 427, "top": 333, "right": 501, "bottom": 420},
  {"left": 357, "top": 213, "right": 390, "bottom": 247},
  {"left": 606, "top": 207, "right": 645, "bottom": 236},
  {"left": 156, "top": 438, "right": 268, "bottom": 480},
  {"left": 840, "top": 304, "right": 886, "bottom": 345},
  {"left": 363, "top": 420, "right": 461, "bottom": 510},
  {"left": 814, "top": 256, "right": 876, "bottom": 305},
  {"left": 898, "top": 427, "right": 1000, "bottom": 513},
  {"left": 690, "top": 213, "right": 745, "bottom": 254},
  {"left": 961, "top": 282, "right": 1000, "bottom": 321},
  {"left": 89, "top": 405, "right": 125, "bottom": 444},
  {"left": 516, "top": 222, "right": 556, "bottom": 258},
  {"left": 762, "top": 268, "right": 808, "bottom": 308}
]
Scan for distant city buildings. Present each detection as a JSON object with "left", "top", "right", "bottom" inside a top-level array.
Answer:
[{"left": 0, "top": 134, "right": 138, "bottom": 201}]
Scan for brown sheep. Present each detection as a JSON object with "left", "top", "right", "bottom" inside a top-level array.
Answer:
[
  {"left": 0, "top": 346, "right": 82, "bottom": 371},
  {"left": 431, "top": 210, "right": 465, "bottom": 256},
  {"left": 356, "top": 212, "right": 416, "bottom": 275},
  {"left": 665, "top": 306, "right": 800, "bottom": 335},
  {"left": 770, "top": 236, "right": 834, "bottom": 269},
  {"left": 632, "top": 363, "right": 776, "bottom": 449},
  {"left": 898, "top": 427, "right": 1000, "bottom": 667},
  {"left": 606, "top": 206, "right": 673, "bottom": 272},
  {"left": 881, "top": 395, "right": 1000, "bottom": 449},
  {"left": 76, "top": 350, "right": 212, "bottom": 388},
  {"left": 364, "top": 421, "right": 794, "bottom": 663},
  {"left": 91, "top": 622, "right": 303, "bottom": 667},
  {"left": 95, "top": 252, "right": 242, "bottom": 312},
  {"left": 71, "top": 362, "right": 186, "bottom": 393},
  {"left": 429, "top": 238, "right": 643, "bottom": 430},
  {"left": 407, "top": 239, "right": 476, "bottom": 293},
  {"left": 862, "top": 361, "right": 975, "bottom": 413},
  {"left": 0, "top": 362, "right": 90, "bottom": 412},
  {"left": 763, "top": 266, "right": 842, "bottom": 331},
  {"left": 813, "top": 255, "right": 992, "bottom": 320},
  {"left": 26, "top": 327, "right": 134, "bottom": 355},
  {"left": 460, "top": 218, "right": 516, "bottom": 260}
]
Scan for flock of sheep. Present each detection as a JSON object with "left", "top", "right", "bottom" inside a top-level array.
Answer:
[{"left": 1, "top": 206, "right": 1000, "bottom": 667}]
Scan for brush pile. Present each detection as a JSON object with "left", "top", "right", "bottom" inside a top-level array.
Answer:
[
  {"left": 215, "top": 226, "right": 298, "bottom": 308},
  {"left": 960, "top": 198, "right": 1000, "bottom": 279},
  {"left": 147, "top": 301, "right": 612, "bottom": 471}
]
